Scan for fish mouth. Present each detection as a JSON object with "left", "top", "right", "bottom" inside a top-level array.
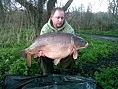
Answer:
[
  {"left": 76, "top": 42, "right": 89, "bottom": 50},
  {"left": 85, "top": 42, "right": 88, "bottom": 47},
  {"left": 78, "top": 42, "right": 88, "bottom": 49}
]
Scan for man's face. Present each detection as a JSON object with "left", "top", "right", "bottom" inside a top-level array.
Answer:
[{"left": 50, "top": 10, "right": 64, "bottom": 28}]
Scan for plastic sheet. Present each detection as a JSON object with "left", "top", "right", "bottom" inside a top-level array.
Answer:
[{"left": 2, "top": 74, "right": 103, "bottom": 89}]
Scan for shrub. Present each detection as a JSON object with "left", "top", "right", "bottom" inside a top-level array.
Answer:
[{"left": 94, "top": 66, "right": 118, "bottom": 89}]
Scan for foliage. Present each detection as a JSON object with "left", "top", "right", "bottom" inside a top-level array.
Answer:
[
  {"left": 75, "top": 34, "right": 114, "bottom": 67},
  {"left": 94, "top": 66, "right": 118, "bottom": 89},
  {"left": 8, "top": 57, "right": 41, "bottom": 75},
  {"left": 78, "top": 29, "right": 118, "bottom": 37},
  {"left": 0, "top": 28, "right": 36, "bottom": 80}
]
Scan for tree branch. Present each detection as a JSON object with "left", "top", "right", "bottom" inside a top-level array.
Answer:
[
  {"left": 62, "top": 0, "right": 73, "bottom": 11},
  {"left": 15, "top": 0, "right": 38, "bottom": 14}
]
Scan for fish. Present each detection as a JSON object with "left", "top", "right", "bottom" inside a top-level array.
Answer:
[{"left": 20, "top": 32, "right": 88, "bottom": 67}]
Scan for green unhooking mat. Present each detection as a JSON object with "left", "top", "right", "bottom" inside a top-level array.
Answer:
[{"left": 1, "top": 74, "right": 103, "bottom": 89}]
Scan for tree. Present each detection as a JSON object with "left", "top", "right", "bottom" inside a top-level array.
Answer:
[
  {"left": 0, "top": 0, "right": 5, "bottom": 27},
  {"left": 108, "top": 0, "right": 118, "bottom": 18},
  {"left": 15, "top": 0, "right": 73, "bottom": 36}
]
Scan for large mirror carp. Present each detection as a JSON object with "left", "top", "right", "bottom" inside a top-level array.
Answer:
[{"left": 20, "top": 32, "right": 88, "bottom": 67}]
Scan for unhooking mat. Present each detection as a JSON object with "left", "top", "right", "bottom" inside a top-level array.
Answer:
[{"left": 1, "top": 74, "right": 103, "bottom": 89}]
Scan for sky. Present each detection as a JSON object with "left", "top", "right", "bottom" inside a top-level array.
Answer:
[{"left": 56, "top": 0, "right": 109, "bottom": 12}]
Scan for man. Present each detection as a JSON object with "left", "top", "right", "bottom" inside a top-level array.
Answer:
[{"left": 38, "top": 7, "right": 75, "bottom": 75}]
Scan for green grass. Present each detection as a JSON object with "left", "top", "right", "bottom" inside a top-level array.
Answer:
[
  {"left": 76, "top": 29, "right": 118, "bottom": 37},
  {"left": 76, "top": 34, "right": 117, "bottom": 66},
  {"left": 95, "top": 65, "right": 118, "bottom": 89}
]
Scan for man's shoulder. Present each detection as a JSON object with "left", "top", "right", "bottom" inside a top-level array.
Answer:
[
  {"left": 64, "top": 21, "right": 72, "bottom": 28},
  {"left": 63, "top": 21, "right": 75, "bottom": 34},
  {"left": 64, "top": 21, "right": 73, "bottom": 29}
]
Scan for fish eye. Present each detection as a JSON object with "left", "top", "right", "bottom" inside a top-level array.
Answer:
[{"left": 81, "top": 39, "right": 83, "bottom": 42}]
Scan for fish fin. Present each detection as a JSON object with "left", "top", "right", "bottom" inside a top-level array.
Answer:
[
  {"left": 71, "top": 37, "right": 75, "bottom": 46},
  {"left": 73, "top": 50, "right": 78, "bottom": 59},
  {"left": 71, "top": 37, "right": 77, "bottom": 52},
  {"left": 20, "top": 50, "right": 27, "bottom": 58},
  {"left": 26, "top": 53, "right": 32, "bottom": 67},
  {"left": 54, "top": 59, "right": 61, "bottom": 65}
]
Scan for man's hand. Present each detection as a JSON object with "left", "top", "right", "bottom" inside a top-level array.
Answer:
[
  {"left": 34, "top": 51, "right": 45, "bottom": 58},
  {"left": 69, "top": 49, "right": 74, "bottom": 55}
]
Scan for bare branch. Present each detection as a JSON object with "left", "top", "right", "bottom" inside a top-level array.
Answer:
[
  {"left": 62, "top": 0, "right": 73, "bottom": 11},
  {"left": 15, "top": 0, "right": 38, "bottom": 13}
]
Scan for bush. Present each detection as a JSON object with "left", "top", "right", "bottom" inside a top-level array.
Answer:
[
  {"left": 75, "top": 35, "right": 114, "bottom": 67},
  {"left": 94, "top": 66, "right": 118, "bottom": 89}
]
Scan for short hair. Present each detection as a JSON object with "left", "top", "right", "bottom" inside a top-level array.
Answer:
[{"left": 51, "top": 7, "right": 64, "bottom": 16}]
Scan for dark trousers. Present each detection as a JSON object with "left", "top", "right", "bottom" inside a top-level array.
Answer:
[{"left": 38, "top": 55, "right": 75, "bottom": 75}]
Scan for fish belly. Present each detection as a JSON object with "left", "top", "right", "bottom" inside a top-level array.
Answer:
[{"left": 42, "top": 44, "right": 72, "bottom": 59}]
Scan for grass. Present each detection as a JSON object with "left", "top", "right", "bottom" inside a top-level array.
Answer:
[{"left": 76, "top": 29, "right": 118, "bottom": 37}]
